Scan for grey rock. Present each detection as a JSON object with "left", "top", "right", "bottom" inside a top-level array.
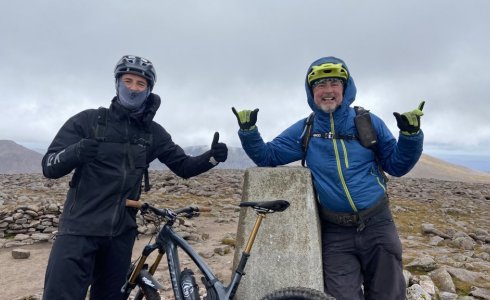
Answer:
[
  {"left": 46, "top": 204, "right": 59, "bottom": 212},
  {"left": 11, "top": 248, "right": 30, "bottom": 259},
  {"left": 429, "top": 235, "right": 445, "bottom": 246},
  {"left": 31, "top": 233, "right": 50, "bottom": 241},
  {"left": 214, "top": 245, "right": 232, "bottom": 256},
  {"left": 429, "top": 268, "right": 456, "bottom": 293},
  {"left": 469, "top": 286, "right": 490, "bottom": 300},
  {"left": 14, "top": 233, "right": 30, "bottom": 241},
  {"left": 406, "top": 284, "right": 431, "bottom": 300},
  {"left": 438, "top": 291, "right": 458, "bottom": 300},
  {"left": 25, "top": 210, "right": 39, "bottom": 217},
  {"left": 42, "top": 226, "right": 57, "bottom": 233},
  {"left": 403, "top": 269, "right": 412, "bottom": 287},
  {"left": 12, "top": 212, "right": 23, "bottom": 220},
  {"left": 451, "top": 236, "right": 476, "bottom": 250},
  {"left": 14, "top": 218, "right": 28, "bottom": 224},
  {"left": 407, "top": 255, "right": 437, "bottom": 272},
  {"left": 446, "top": 267, "right": 490, "bottom": 284},
  {"left": 418, "top": 275, "right": 436, "bottom": 296}
]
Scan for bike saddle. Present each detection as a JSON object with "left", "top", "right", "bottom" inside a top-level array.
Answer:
[{"left": 239, "top": 200, "right": 290, "bottom": 213}]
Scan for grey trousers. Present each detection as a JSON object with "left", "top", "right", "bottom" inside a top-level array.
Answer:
[{"left": 321, "top": 205, "right": 406, "bottom": 300}]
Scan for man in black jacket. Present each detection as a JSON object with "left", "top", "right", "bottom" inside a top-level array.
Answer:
[{"left": 42, "top": 55, "right": 228, "bottom": 300}]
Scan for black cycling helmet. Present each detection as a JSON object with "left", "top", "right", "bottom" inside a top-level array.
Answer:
[{"left": 114, "top": 55, "right": 157, "bottom": 90}]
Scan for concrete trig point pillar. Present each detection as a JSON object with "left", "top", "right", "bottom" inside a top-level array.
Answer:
[{"left": 232, "top": 167, "right": 323, "bottom": 300}]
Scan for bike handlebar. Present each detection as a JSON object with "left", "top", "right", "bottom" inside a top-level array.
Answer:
[{"left": 125, "top": 200, "right": 211, "bottom": 219}]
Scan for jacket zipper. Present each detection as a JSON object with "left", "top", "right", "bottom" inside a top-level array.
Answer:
[
  {"left": 340, "top": 140, "right": 349, "bottom": 168},
  {"left": 110, "top": 120, "right": 129, "bottom": 235},
  {"left": 69, "top": 167, "right": 84, "bottom": 214},
  {"left": 330, "top": 113, "right": 358, "bottom": 213}
]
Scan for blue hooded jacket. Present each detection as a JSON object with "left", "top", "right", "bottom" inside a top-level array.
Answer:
[{"left": 238, "top": 56, "right": 423, "bottom": 212}]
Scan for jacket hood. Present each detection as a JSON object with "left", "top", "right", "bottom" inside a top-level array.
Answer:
[
  {"left": 305, "top": 56, "right": 357, "bottom": 116},
  {"left": 141, "top": 93, "right": 161, "bottom": 126}
]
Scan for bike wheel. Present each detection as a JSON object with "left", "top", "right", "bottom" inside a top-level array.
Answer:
[
  {"left": 261, "top": 286, "right": 336, "bottom": 300},
  {"left": 133, "top": 285, "right": 161, "bottom": 300}
]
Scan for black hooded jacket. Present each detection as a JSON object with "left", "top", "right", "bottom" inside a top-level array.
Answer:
[{"left": 42, "top": 94, "right": 216, "bottom": 236}]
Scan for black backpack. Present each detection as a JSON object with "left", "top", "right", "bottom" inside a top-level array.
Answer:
[{"left": 301, "top": 106, "right": 387, "bottom": 181}]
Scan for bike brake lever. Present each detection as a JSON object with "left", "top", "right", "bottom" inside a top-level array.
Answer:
[{"left": 183, "top": 212, "right": 199, "bottom": 219}]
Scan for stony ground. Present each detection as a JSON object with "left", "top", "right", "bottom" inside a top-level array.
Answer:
[{"left": 1, "top": 170, "right": 490, "bottom": 299}]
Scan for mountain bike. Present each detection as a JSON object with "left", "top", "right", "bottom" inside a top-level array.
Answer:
[{"left": 122, "top": 199, "right": 335, "bottom": 300}]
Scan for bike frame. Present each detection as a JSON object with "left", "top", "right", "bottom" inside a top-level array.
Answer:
[{"left": 124, "top": 209, "right": 267, "bottom": 300}]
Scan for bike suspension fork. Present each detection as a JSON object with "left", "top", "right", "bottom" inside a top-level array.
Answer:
[
  {"left": 128, "top": 245, "right": 162, "bottom": 285},
  {"left": 149, "top": 249, "right": 164, "bottom": 275}
]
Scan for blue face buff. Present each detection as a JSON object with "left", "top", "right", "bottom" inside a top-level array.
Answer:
[{"left": 116, "top": 79, "right": 150, "bottom": 111}]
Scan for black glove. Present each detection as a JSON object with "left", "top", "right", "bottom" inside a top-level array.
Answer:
[
  {"left": 232, "top": 107, "right": 259, "bottom": 130},
  {"left": 393, "top": 101, "right": 425, "bottom": 135},
  {"left": 75, "top": 138, "right": 99, "bottom": 163},
  {"left": 210, "top": 132, "right": 228, "bottom": 164}
]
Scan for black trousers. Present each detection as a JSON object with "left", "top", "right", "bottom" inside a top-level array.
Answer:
[
  {"left": 321, "top": 205, "right": 406, "bottom": 300},
  {"left": 42, "top": 229, "right": 137, "bottom": 300}
]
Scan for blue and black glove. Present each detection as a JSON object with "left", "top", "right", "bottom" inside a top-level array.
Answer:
[
  {"left": 393, "top": 101, "right": 425, "bottom": 135},
  {"left": 75, "top": 138, "right": 99, "bottom": 163},
  {"left": 232, "top": 107, "right": 259, "bottom": 130},
  {"left": 209, "top": 132, "right": 228, "bottom": 165}
]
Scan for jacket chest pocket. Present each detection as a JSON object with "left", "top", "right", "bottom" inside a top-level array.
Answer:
[{"left": 131, "top": 144, "right": 148, "bottom": 169}]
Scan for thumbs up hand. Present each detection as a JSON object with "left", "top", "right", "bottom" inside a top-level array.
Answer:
[{"left": 210, "top": 132, "right": 228, "bottom": 165}]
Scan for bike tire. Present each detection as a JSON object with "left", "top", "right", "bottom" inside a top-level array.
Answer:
[
  {"left": 261, "top": 286, "right": 336, "bottom": 300},
  {"left": 133, "top": 285, "right": 161, "bottom": 300}
]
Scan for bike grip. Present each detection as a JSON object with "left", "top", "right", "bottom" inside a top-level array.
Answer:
[
  {"left": 198, "top": 207, "right": 212, "bottom": 212},
  {"left": 126, "top": 199, "right": 142, "bottom": 208}
]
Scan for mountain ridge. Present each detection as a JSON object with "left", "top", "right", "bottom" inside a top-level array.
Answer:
[
  {"left": 1, "top": 140, "right": 489, "bottom": 183},
  {"left": 0, "top": 140, "right": 43, "bottom": 174}
]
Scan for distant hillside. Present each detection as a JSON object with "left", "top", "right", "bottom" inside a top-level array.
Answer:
[
  {"left": 0, "top": 140, "right": 43, "bottom": 174},
  {"left": 2, "top": 140, "right": 489, "bottom": 183},
  {"left": 405, "top": 154, "right": 490, "bottom": 183},
  {"left": 150, "top": 145, "right": 256, "bottom": 170}
]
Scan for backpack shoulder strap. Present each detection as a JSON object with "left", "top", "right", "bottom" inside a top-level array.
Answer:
[
  {"left": 354, "top": 106, "right": 389, "bottom": 183},
  {"left": 354, "top": 106, "right": 378, "bottom": 149},
  {"left": 94, "top": 107, "right": 108, "bottom": 141},
  {"left": 301, "top": 112, "right": 315, "bottom": 167},
  {"left": 71, "top": 107, "right": 107, "bottom": 188},
  {"left": 354, "top": 105, "right": 368, "bottom": 115}
]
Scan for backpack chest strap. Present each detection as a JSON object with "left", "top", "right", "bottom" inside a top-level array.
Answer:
[
  {"left": 95, "top": 136, "right": 152, "bottom": 146},
  {"left": 311, "top": 132, "right": 358, "bottom": 140}
]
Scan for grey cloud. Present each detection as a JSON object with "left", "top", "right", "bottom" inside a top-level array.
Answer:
[{"left": 1, "top": 0, "right": 489, "bottom": 155}]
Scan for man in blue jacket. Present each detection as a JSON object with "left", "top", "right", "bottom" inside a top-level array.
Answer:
[
  {"left": 232, "top": 56, "right": 424, "bottom": 300},
  {"left": 42, "top": 55, "right": 228, "bottom": 300}
]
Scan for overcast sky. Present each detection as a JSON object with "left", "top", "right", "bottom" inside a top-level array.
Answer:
[{"left": 1, "top": 0, "right": 489, "bottom": 159}]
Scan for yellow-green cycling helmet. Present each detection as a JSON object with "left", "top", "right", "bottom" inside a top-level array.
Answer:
[{"left": 307, "top": 63, "right": 349, "bottom": 86}]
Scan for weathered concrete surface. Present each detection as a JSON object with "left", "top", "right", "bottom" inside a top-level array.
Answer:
[{"left": 232, "top": 167, "right": 323, "bottom": 300}]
